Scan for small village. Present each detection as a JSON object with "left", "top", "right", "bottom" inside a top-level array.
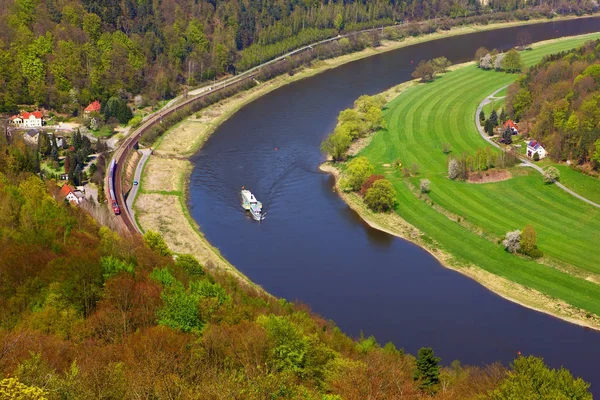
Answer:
[{"left": 3, "top": 98, "right": 141, "bottom": 209}]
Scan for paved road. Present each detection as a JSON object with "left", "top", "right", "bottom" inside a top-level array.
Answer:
[
  {"left": 476, "top": 87, "right": 600, "bottom": 209},
  {"left": 126, "top": 148, "right": 152, "bottom": 224}
]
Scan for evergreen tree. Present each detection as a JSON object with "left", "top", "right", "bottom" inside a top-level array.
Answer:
[
  {"left": 503, "top": 127, "right": 513, "bottom": 144},
  {"left": 414, "top": 347, "right": 441, "bottom": 392},
  {"left": 489, "top": 109, "right": 498, "bottom": 126},
  {"left": 72, "top": 130, "right": 83, "bottom": 150},
  {"left": 37, "top": 132, "right": 51, "bottom": 156},
  {"left": 485, "top": 118, "right": 495, "bottom": 136},
  {"left": 479, "top": 110, "right": 485, "bottom": 123}
]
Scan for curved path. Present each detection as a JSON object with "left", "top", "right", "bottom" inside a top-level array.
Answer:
[{"left": 476, "top": 86, "right": 600, "bottom": 209}]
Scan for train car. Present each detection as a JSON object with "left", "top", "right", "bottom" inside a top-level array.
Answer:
[{"left": 108, "top": 159, "right": 121, "bottom": 215}]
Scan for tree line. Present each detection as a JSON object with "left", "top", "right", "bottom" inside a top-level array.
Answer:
[{"left": 0, "top": 0, "right": 597, "bottom": 114}]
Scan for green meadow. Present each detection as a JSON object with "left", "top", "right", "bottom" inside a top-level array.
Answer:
[{"left": 357, "top": 33, "right": 600, "bottom": 315}]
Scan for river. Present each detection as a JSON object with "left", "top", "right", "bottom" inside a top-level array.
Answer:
[{"left": 188, "top": 17, "right": 600, "bottom": 390}]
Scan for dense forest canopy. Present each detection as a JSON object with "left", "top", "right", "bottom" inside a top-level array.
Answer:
[
  {"left": 506, "top": 39, "right": 600, "bottom": 167},
  {"left": 0, "top": 0, "right": 598, "bottom": 113}
]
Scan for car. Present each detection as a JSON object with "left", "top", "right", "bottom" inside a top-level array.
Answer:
[{"left": 133, "top": 180, "right": 138, "bottom": 186}]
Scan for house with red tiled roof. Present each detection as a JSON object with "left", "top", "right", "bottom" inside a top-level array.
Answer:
[
  {"left": 84, "top": 101, "right": 101, "bottom": 115},
  {"left": 59, "top": 184, "right": 85, "bottom": 205},
  {"left": 503, "top": 119, "right": 519, "bottom": 134},
  {"left": 9, "top": 111, "right": 43, "bottom": 128}
]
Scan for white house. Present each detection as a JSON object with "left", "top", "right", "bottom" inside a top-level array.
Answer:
[
  {"left": 59, "top": 184, "right": 85, "bottom": 205},
  {"left": 527, "top": 140, "right": 547, "bottom": 160},
  {"left": 9, "top": 111, "right": 44, "bottom": 128}
]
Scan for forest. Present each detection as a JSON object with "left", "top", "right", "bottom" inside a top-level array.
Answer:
[
  {"left": 0, "top": 0, "right": 598, "bottom": 114},
  {"left": 506, "top": 38, "right": 600, "bottom": 168}
]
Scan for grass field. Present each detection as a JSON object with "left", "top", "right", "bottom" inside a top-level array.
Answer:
[{"left": 357, "top": 33, "right": 600, "bottom": 317}]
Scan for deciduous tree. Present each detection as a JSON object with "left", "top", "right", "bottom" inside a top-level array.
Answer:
[{"left": 364, "top": 179, "right": 396, "bottom": 212}]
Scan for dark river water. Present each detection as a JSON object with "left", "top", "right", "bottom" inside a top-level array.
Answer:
[{"left": 189, "top": 17, "right": 600, "bottom": 390}]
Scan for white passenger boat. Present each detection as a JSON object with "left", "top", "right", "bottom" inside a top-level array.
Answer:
[{"left": 241, "top": 188, "right": 265, "bottom": 221}]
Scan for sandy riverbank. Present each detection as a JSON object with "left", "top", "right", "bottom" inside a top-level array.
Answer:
[{"left": 133, "top": 14, "right": 600, "bottom": 299}]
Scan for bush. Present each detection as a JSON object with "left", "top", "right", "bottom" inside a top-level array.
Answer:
[
  {"left": 448, "top": 159, "right": 460, "bottom": 180},
  {"left": 533, "top": 152, "right": 540, "bottom": 161},
  {"left": 543, "top": 166, "right": 560, "bottom": 183},
  {"left": 128, "top": 115, "right": 143, "bottom": 127},
  {"left": 502, "top": 230, "right": 521, "bottom": 253},
  {"left": 364, "top": 179, "right": 396, "bottom": 212},
  {"left": 343, "top": 157, "right": 374, "bottom": 192},
  {"left": 175, "top": 254, "right": 204, "bottom": 276},
  {"left": 412, "top": 60, "right": 436, "bottom": 83},
  {"left": 420, "top": 179, "right": 431, "bottom": 193},
  {"left": 519, "top": 224, "right": 543, "bottom": 258},
  {"left": 360, "top": 174, "right": 384, "bottom": 196}
]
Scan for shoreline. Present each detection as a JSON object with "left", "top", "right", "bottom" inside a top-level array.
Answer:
[
  {"left": 319, "top": 163, "right": 600, "bottom": 331},
  {"left": 134, "top": 17, "right": 600, "bottom": 319}
]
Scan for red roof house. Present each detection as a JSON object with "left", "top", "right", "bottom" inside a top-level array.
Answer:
[
  {"left": 59, "top": 184, "right": 84, "bottom": 205},
  {"left": 503, "top": 119, "right": 519, "bottom": 134},
  {"left": 9, "top": 111, "right": 43, "bottom": 127},
  {"left": 84, "top": 101, "right": 101, "bottom": 114}
]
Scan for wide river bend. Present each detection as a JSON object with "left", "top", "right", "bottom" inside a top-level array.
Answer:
[{"left": 189, "top": 17, "right": 600, "bottom": 390}]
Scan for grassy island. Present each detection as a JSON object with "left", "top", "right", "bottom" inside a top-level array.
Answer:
[{"left": 325, "top": 33, "right": 600, "bottom": 328}]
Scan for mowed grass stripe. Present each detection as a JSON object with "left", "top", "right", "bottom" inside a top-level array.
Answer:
[
  {"left": 358, "top": 33, "right": 600, "bottom": 314},
  {"left": 391, "top": 179, "right": 600, "bottom": 313},
  {"left": 427, "top": 176, "right": 600, "bottom": 271}
]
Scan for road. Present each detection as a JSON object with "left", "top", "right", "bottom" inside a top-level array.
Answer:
[
  {"left": 126, "top": 148, "right": 152, "bottom": 223},
  {"left": 476, "top": 86, "right": 600, "bottom": 209}
]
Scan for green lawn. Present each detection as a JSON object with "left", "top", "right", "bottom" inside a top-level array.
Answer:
[
  {"left": 482, "top": 97, "right": 505, "bottom": 116},
  {"left": 555, "top": 165, "right": 600, "bottom": 205},
  {"left": 357, "top": 33, "right": 600, "bottom": 315}
]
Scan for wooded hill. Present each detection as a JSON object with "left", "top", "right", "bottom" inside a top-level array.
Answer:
[
  {"left": 506, "top": 39, "right": 600, "bottom": 168},
  {"left": 0, "top": 0, "right": 598, "bottom": 114},
  {"left": 0, "top": 134, "right": 593, "bottom": 397}
]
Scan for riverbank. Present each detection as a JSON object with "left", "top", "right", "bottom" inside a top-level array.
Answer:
[
  {"left": 321, "top": 33, "right": 600, "bottom": 330},
  {"left": 134, "top": 16, "right": 599, "bottom": 296}
]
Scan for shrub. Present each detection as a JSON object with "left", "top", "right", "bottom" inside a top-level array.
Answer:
[
  {"left": 360, "top": 174, "right": 384, "bottom": 196},
  {"left": 420, "top": 179, "right": 431, "bottom": 193},
  {"left": 519, "top": 224, "right": 543, "bottom": 258},
  {"left": 448, "top": 159, "right": 460, "bottom": 180},
  {"left": 175, "top": 254, "right": 204, "bottom": 276},
  {"left": 533, "top": 152, "right": 540, "bottom": 161},
  {"left": 364, "top": 179, "right": 396, "bottom": 212},
  {"left": 502, "top": 230, "right": 521, "bottom": 253},
  {"left": 412, "top": 60, "right": 436, "bottom": 83},
  {"left": 343, "top": 157, "right": 374, "bottom": 192},
  {"left": 543, "top": 166, "right": 560, "bottom": 183},
  {"left": 128, "top": 115, "right": 142, "bottom": 127}
]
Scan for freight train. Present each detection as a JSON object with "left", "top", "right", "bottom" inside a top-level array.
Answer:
[{"left": 108, "top": 159, "right": 121, "bottom": 215}]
